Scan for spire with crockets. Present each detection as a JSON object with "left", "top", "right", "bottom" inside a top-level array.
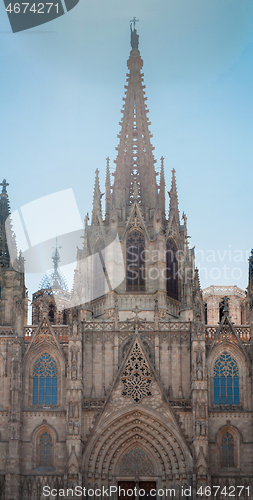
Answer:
[
  {"left": 168, "top": 168, "right": 180, "bottom": 224},
  {"left": 91, "top": 168, "right": 102, "bottom": 225},
  {"left": 0, "top": 179, "right": 17, "bottom": 268},
  {"left": 112, "top": 21, "right": 159, "bottom": 218}
]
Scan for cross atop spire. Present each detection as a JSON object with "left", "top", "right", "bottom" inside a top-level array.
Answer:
[
  {"left": 0, "top": 179, "right": 9, "bottom": 195},
  {"left": 130, "top": 17, "right": 139, "bottom": 49},
  {"left": 130, "top": 17, "right": 139, "bottom": 29}
]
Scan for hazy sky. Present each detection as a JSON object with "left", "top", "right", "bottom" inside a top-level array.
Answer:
[{"left": 0, "top": 0, "right": 253, "bottom": 308}]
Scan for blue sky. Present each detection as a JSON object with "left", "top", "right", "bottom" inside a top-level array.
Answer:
[{"left": 0, "top": 0, "right": 253, "bottom": 304}]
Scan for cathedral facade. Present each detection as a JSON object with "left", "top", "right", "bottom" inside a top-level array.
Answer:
[{"left": 0, "top": 25, "right": 252, "bottom": 500}]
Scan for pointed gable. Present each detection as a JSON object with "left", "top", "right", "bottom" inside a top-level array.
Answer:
[
  {"left": 121, "top": 341, "right": 152, "bottom": 402},
  {"left": 24, "top": 317, "right": 63, "bottom": 359}
]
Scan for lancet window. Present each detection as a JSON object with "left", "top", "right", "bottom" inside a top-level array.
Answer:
[
  {"left": 213, "top": 352, "right": 239, "bottom": 405},
  {"left": 93, "top": 238, "right": 106, "bottom": 299},
  {"left": 166, "top": 238, "right": 179, "bottom": 301},
  {"left": 126, "top": 230, "right": 145, "bottom": 292},
  {"left": 33, "top": 353, "right": 58, "bottom": 406},
  {"left": 39, "top": 432, "right": 52, "bottom": 467},
  {"left": 221, "top": 432, "right": 235, "bottom": 468}
]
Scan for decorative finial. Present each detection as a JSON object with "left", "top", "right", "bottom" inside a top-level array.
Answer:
[
  {"left": 160, "top": 156, "right": 164, "bottom": 168},
  {"left": 0, "top": 179, "right": 9, "bottom": 194},
  {"left": 130, "top": 17, "right": 139, "bottom": 49},
  {"left": 130, "top": 17, "right": 139, "bottom": 29}
]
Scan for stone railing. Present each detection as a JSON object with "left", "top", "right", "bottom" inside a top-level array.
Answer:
[
  {"left": 83, "top": 320, "right": 191, "bottom": 332},
  {"left": 83, "top": 398, "right": 105, "bottom": 408},
  {"left": 203, "top": 285, "right": 246, "bottom": 298},
  {"left": 205, "top": 325, "right": 251, "bottom": 343},
  {"left": 169, "top": 399, "right": 191, "bottom": 409}
]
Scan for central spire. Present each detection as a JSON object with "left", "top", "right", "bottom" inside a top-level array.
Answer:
[{"left": 112, "top": 22, "right": 159, "bottom": 219}]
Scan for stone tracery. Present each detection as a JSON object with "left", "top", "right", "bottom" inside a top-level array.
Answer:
[{"left": 121, "top": 342, "right": 152, "bottom": 402}]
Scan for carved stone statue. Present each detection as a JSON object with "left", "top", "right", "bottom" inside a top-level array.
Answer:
[
  {"left": 68, "top": 421, "right": 74, "bottom": 435},
  {"left": 71, "top": 349, "right": 78, "bottom": 380},
  {"left": 196, "top": 348, "right": 203, "bottom": 380},
  {"left": 201, "top": 421, "right": 206, "bottom": 436}
]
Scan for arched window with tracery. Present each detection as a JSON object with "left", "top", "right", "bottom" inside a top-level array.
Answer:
[
  {"left": 214, "top": 352, "right": 239, "bottom": 405},
  {"left": 33, "top": 353, "right": 58, "bottom": 406},
  {"left": 39, "top": 432, "right": 52, "bottom": 467},
  {"left": 166, "top": 238, "right": 179, "bottom": 301},
  {"left": 93, "top": 238, "right": 106, "bottom": 299},
  {"left": 126, "top": 230, "right": 145, "bottom": 292},
  {"left": 221, "top": 432, "right": 235, "bottom": 468}
]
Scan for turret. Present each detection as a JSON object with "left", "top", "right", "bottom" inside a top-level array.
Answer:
[
  {"left": 32, "top": 241, "right": 70, "bottom": 325},
  {"left": 168, "top": 168, "right": 180, "bottom": 224}
]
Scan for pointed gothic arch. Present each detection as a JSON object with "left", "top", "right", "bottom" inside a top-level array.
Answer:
[
  {"left": 32, "top": 352, "right": 58, "bottom": 406},
  {"left": 82, "top": 408, "right": 193, "bottom": 481},
  {"left": 126, "top": 229, "right": 145, "bottom": 292},
  {"left": 207, "top": 342, "right": 250, "bottom": 410},
  {"left": 23, "top": 338, "right": 65, "bottom": 409},
  {"left": 166, "top": 238, "right": 179, "bottom": 301},
  {"left": 32, "top": 423, "right": 57, "bottom": 471},
  {"left": 217, "top": 424, "right": 241, "bottom": 470}
]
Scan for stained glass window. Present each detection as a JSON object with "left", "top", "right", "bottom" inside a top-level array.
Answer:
[
  {"left": 214, "top": 352, "right": 239, "bottom": 405},
  {"left": 33, "top": 353, "right": 58, "bottom": 406},
  {"left": 221, "top": 432, "right": 235, "bottom": 467},
  {"left": 39, "top": 432, "right": 52, "bottom": 466},
  {"left": 166, "top": 239, "right": 179, "bottom": 301},
  {"left": 126, "top": 230, "right": 145, "bottom": 292}
]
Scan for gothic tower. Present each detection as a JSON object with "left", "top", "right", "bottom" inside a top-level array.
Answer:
[{"left": 0, "top": 23, "right": 252, "bottom": 500}]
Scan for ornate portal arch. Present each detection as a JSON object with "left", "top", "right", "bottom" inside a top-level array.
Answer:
[{"left": 82, "top": 407, "right": 193, "bottom": 488}]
